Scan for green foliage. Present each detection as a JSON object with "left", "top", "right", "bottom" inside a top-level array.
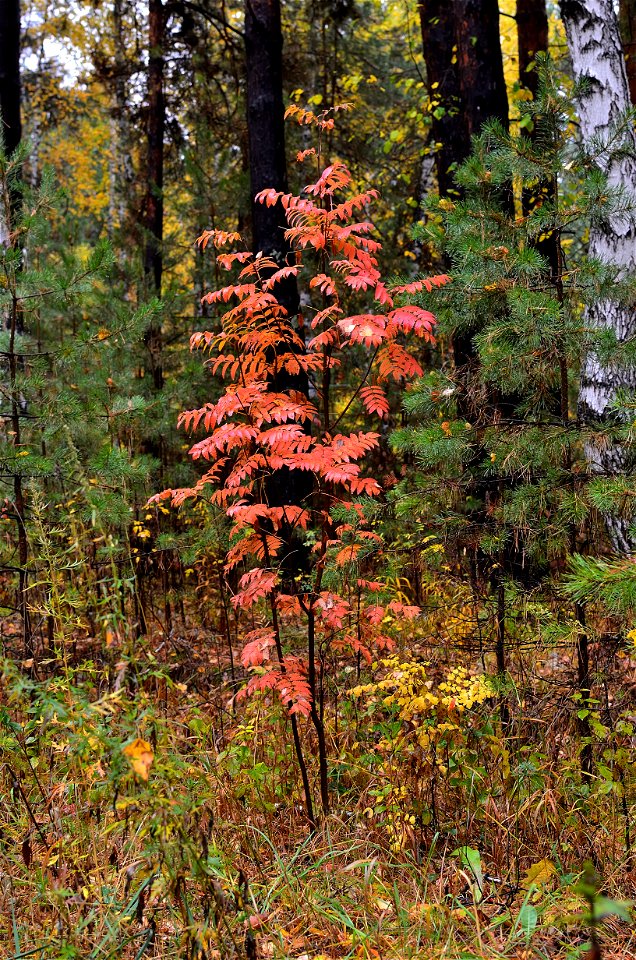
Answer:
[
  {"left": 2, "top": 22, "right": 636, "bottom": 960},
  {"left": 396, "top": 61, "right": 636, "bottom": 579}
]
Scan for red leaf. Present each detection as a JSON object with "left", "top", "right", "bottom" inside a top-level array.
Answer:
[{"left": 360, "top": 385, "right": 390, "bottom": 419}]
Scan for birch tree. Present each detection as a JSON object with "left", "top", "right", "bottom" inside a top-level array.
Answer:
[{"left": 561, "top": 0, "right": 636, "bottom": 551}]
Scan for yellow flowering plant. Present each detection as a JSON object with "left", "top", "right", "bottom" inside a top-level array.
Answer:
[{"left": 353, "top": 657, "right": 493, "bottom": 851}]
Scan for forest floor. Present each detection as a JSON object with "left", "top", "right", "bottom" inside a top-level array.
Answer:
[{"left": 1, "top": 599, "right": 635, "bottom": 960}]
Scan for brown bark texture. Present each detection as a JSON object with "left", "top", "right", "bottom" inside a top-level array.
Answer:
[
  {"left": 244, "top": 0, "right": 310, "bottom": 520},
  {"left": 516, "top": 0, "right": 549, "bottom": 101},
  {"left": 418, "top": 0, "right": 509, "bottom": 386},
  {"left": 0, "top": 0, "right": 21, "bottom": 157},
  {"left": 244, "top": 0, "right": 298, "bottom": 316},
  {"left": 418, "top": 0, "right": 467, "bottom": 196},
  {"left": 143, "top": 0, "right": 166, "bottom": 391}
]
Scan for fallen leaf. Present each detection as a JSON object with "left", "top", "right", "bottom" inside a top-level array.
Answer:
[{"left": 522, "top": 858, "right": 556, "bottom": 890}]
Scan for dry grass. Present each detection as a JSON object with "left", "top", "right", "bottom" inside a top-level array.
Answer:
[{"left": 0, "top": 610, "right": 634, "bottom": 960}]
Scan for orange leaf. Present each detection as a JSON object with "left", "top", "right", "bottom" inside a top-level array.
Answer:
[{"left": 123, "top": 738, "right": 154, "bottom": 781}]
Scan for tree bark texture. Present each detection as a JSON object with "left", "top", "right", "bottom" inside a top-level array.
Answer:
[
  {"left": 0, "top": 1, "right": 29, "bottom": 653},
  {"left": 244, "top": 0, "right": 310, "bottom": 524},
  {"left": 0, "top": 0, "right": 21, "bottom": 158},
  {"left": 418, "top": 0, "right": 468, "bottom": 196},
  {"left": 561, "top": 0, "right": 636, "bottom": 550},
  {"left": 111, "top": 0, "right": 136, "bottom": 232},
  {"left": 620, "top": 0, "right": 636, "bottom": 105},
  {"left": 143, "top": 0, "right": 165, "bottom": 390},
  {"left": 419, "top": 0, "right": 509, "bottom": 186},
  {"left": 516, "top": 0, "right": 549, "bottom": 102},
  {"left": 244, "top": 0, "right": 299, "bottom": 316},
  {"left": 418, "top": 0, "right": 509, "bottom": 401},
  {"left": 454, "top": 0, "right": 509, "bottom": 142}
]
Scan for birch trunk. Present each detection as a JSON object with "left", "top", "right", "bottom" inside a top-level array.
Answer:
[{"left": 561, "top": 0, "right": 636, "bottom": 552}]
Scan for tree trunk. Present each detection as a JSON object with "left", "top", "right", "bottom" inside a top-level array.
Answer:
[
  {"left": 418, "top": 1, "right": 468, "bottom": 196},
  {"left": 418, "top": 0, "right": 509, "bottom": 189},
  {"left": 516, "top": 0, "right": 549, "bottom": 103},
  {"left": 620, "top": 0, "right": 636, "bottom": 105},
  {"left": 0, "top": 0, "right": 21, "bottom": 158},
  {"left": 111, "top": 0, "right": 136, "bottom": 233},
  {"left": 455, "top": 0, "right": 509, "bottom": 142},
  {"left": 517, "top": 2, "right": 559, "bottom": 276},
  {"left": 561, "top": 0, "right": 636, "bottom": 552},
  {"left": 0, "top": 1, "right": 30, "bottom": 659},
  {"left": 418, "top": 0, "right": 509, "bottom": 401},
  {"left": 244, "top": 0, "right": 310, "bottom": 524},
  {"left": 244, "top": 0, "right": 298, "bottom": 316},
  {"left": 143, "top": 0, "right": 165, "bottom": 391}
]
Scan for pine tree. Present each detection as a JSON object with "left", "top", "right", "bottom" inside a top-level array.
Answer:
[
  {"left": 393, "top": 61, "right": 636, "bottom": 759},
  {"left": 0, "top": 148, "right": 160, "bottom": 663}
]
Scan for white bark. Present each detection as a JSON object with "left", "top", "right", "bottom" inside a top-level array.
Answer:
[{"left": 561, "top": 0, "right": 636, "bottom": 549}]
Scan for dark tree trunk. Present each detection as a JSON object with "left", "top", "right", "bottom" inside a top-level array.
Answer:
[
  {"left": 620, "top": 0, "right": 636, "bottom": 105},
  {"left": 418, "top": 0, "right": 509, "bottom": 189},
  {"left": 0, "top": 0, "right": 21, "bottom": 158},
  {"left": 516, "top": 1, "right": 559, "bottom": 277},
  {"left": 244, "top": 0, "right": 310, "bottom": 525},
  {"left": 418, "top": 0, "right": 509, "bottom": 398},
  {"left": 0, "top": 1, "right": 29, "bottom": 656},
  {"left": 455, "top": 0, "right": 509, "bottom": 142},
  {"left": 244, "top": 0, "right": 298, "bottom": 319},
  {"left": 516, "top": 0, "right": 549, "bottom": 101},
  {"left": 110, "top": 0, "right": 136, "bottom": 233},
  {"left": 143, "top": 0, "right": 165, "bottom": 391},
  {"left": 418, "top": 1, "right": 468, "bottom": 196}
]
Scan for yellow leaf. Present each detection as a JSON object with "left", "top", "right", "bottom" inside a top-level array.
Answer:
[
  {"left": 522, "top": 858, "right": 556, "bottom": 889},
  {"left": 123, "top": 738, "right": 154, "bottom": 781}
]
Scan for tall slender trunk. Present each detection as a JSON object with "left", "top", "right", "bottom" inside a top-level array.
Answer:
[
  {"left": 244, "top": 0, "right": 310, "bottom": 521},
  {"left": 418, "top": 1, "right": 468, "bottom": 197},
  {"left": 561, "top": 0, "right": 636, "bottom": 552},
  {"left": 111, "top": 0, "right": 136, "bottom": 233},
  {"left": 0, "top": 0, "right": 21, "bottom": 239},
  {"left": 0, "top": 0, "right": 30, "bottom": 657},
  {"left": 454, "top": 0, "right": 509, "bottom": 142},
  {"left": 244, "top": 0, "right": 297, "bottom": 313},
  {"left": 143, "top": 0, "right": 165, "bottom": 391},
  {"left": 0, "top": 0, "right": 21, "bottom": 158},
  {"left": 418, "top": 0, "right": 509, "bottom": 181},
  {"left": 516, "top": 0, "right": 549, "bottom": 103},
  {"left": 418, "top": 0, "right": 509, "bottom": 403}
]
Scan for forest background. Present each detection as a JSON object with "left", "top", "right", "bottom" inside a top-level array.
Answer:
[{"left": 2, "top": 0, "right": 636, "bottom": 957}]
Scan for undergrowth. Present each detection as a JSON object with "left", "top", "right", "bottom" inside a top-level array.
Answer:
[{"left": 1, "top": 595, "right": 635, "bottom": 959}]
